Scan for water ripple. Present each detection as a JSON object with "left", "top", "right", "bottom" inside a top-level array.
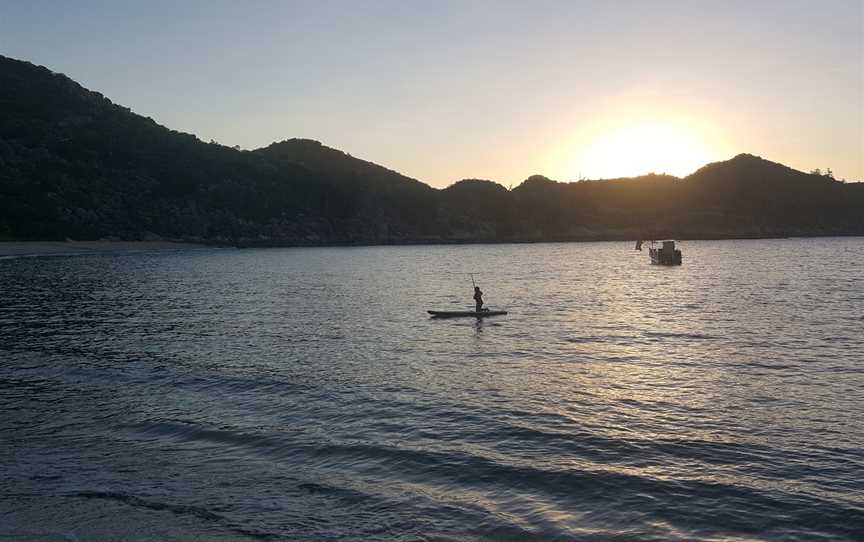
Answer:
[{"left": 2, "top": 239, "right": 863, "bottom": 540}]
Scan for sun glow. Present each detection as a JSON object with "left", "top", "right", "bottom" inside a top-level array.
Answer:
[{"left": 556, "top": 119, "right": 724, "bottom": 180}]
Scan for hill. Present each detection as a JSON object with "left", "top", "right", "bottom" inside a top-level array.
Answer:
[{"left": 1, "top": 54, "right": 861, "bottom": 244}]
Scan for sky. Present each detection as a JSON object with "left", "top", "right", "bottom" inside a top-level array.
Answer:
[{"left": 1, "top": 0, "right": 861, "bottom": 187}]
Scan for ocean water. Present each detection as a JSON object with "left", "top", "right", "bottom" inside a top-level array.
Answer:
[{"left": 1, "top": 239, "right": 863, "bottom": 541}]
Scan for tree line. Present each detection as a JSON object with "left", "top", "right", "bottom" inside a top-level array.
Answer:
[{"left": 1, "top": 55, "right": 861, "bottom": 244}]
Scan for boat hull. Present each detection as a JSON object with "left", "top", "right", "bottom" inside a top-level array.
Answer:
[
  {"left": 649, "top": 248, "right": 682, "bottom": 265},
  {"left": 648, "top": 243, "right": 683, "bottom": 265}
]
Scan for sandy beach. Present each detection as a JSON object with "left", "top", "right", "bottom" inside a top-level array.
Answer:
[{"left": 0, "top": 241, "right": 208, "bottom": 257}]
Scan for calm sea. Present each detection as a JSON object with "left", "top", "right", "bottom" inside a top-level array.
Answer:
[{"left": 1, "top": 239, "right": 863, "bottom": 541}]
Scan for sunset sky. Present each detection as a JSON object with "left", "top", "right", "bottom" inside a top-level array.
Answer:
[{"left": 1, "top": 0, "right": 861, "bottom": 187}]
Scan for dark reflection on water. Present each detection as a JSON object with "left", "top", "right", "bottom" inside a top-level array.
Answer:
[{"left": 2, "top": 239, "right": 863, "bottom": 540}]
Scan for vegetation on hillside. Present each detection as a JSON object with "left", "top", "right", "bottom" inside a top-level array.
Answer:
[{"left": 1, "top": 55, "right": 861, "bottom": 244}]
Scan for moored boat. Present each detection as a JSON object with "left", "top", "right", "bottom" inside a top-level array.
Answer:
[
  {"left": 636, "top": 239, "right": 683, "bottom": 265},
  {"left": 650, "top": 240, "right": 682, "bottom": 265}
]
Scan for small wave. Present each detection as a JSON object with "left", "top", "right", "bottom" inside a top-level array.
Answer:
[
  {"left": 564, "top": 334, "right": 639, "bottom": 344},
  {"left": 643, "top": 331, "right": 718, "bottom": 340},
  {"left": 72, "top": 490, "right": 224, "bottom": 522},
  {"left": 296, "top": 481, "right": 372, "bottom": 508},
  {"left": 70, "top": 491, "right": 276, "bottom": 540},
  {"left": 315, "top": 441, "right": 864, "bottom": 538},
  {"left": 738, "top": 360, "right": 797, "bottom": 370}
]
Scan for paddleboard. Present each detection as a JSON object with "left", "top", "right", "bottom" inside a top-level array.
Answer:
[{"left": 427, "top": 310, "right": 507, "bottom": 318}]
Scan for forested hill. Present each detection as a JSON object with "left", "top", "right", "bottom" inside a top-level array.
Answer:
[{"left": 1, "top": 54, "right": 861, "bottom": 244}]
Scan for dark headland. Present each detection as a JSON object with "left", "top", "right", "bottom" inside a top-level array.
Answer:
[{"left": 2, "top": 55, "right": 862, "bottom": 247}]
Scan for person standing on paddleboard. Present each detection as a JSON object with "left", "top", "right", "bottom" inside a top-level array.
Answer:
[{"left": 473, "top": 286, "right": 484, "bottom": 312}]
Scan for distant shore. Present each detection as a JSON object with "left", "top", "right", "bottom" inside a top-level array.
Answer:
[
  {"left": 229, "top": 231, "right": 864, "bottom": 248},
  {"left": 2, "top": 233, "right": 862, "bottom": 257},
  {"left": 0, "top": 241, "right": 207, "bottom": 257}
]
